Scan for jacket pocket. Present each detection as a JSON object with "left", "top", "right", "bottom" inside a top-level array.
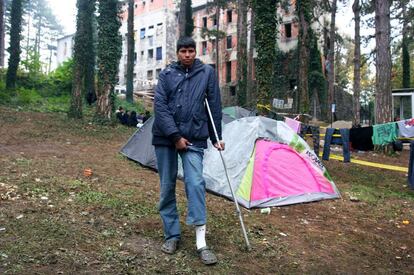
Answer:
[
  {"left": 177, "top": 113, "right": 209, "bottom": 140},
  {"left": 190, "top": 113, "right": 209, "bottom": 140}
]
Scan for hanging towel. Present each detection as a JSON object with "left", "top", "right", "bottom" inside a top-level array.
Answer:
[
  {"left": 350, "top": 126, "right": 374, "bottom": 151},
  {"left": 284, "top": 117, "right": 301, "bottom": 133},
  {"left": 372, "top": 122, "right": 398, "bottom": 146},
  {"left": 397, "top": 119, "right": 414, "bottom": 138}
]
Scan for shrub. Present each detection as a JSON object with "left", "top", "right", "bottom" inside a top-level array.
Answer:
[{"left": 15, "top": 87, "right": 42, "bottom": 105}]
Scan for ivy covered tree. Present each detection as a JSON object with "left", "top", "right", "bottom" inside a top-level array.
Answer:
[
  {"left": 95, "top": 0, "right": 121, "bottom": 120},
  {"left": 6, "top": 0, "right": 24, "bottom": 89},
  {"left": 69, "top": 0, "right": 96, "bottom": 119},
  {"left": 84, "top": 9, "right": 96, "bottom": 105},
  {"left": 252, "top": 0, "right": 278, "bottom": 107},
  {"left": 126, "top": 0, "right": 134, "bottom": 103}
]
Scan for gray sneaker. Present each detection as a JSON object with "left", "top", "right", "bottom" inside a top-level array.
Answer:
[
  {"left": 197, "top": 246, "right": 218, "bottom": 265},
  {"left": 161, "top": 239, "right": 179, "bottom": 254}
]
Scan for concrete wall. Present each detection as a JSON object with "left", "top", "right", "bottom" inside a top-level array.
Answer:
[{"left": 56, "top": 34, "right": 74, "bottom": 66}]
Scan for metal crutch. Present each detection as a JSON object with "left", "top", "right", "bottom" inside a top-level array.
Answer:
[{"left": 204, "top": 98, "right": 251, "bottom": 251}]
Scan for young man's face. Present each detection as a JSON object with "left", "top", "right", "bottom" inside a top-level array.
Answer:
[{"left": 177, "top": 47, "right": 196, "bottom": 68}]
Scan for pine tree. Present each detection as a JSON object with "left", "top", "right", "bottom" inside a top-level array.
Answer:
[
  {"left": 374, "top": 0, "right": 392, "bottom": 123},
  {"left": 353, "top": 0, "right": 361, "bottom": 126},
  {"left": 6, "top": 0, "right": 23, "bottom": 89}
]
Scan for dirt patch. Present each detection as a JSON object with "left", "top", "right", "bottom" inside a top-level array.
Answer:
[{"left": 0, "top": 106, "right": 413, "bottom": 274}]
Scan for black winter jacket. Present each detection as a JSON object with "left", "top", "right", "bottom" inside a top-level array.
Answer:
[{"left": 152, "top": 59, "right": 222, "bottom": 148}]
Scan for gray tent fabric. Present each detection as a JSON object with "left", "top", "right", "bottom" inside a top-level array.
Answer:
[
  {"left": 120, "top": 116, "right": 157, "bottom": 169},
  {"left": 120, "top": 108, "right": 252, "bottom": 169},
  {"left": 222, "top": 106, "right": 255, "bottom": 119},
  {"left": 199, "top": 117, "right": 340, "bottom": 208}
]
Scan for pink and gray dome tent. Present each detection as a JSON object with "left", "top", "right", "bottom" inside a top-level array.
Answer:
[
  {"left": 201, "top": 117, "right": 340, "bottom": 208},
  {"left": 120, "top": 113, "right": 340, "bottom": 208}
]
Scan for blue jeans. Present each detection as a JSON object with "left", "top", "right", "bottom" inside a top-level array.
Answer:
[
  {"left": 322, "top": 128, "right": 351, "bottom": 162},
  {"left": 155, "top": 145, "right": 207, "bottom": 241}
]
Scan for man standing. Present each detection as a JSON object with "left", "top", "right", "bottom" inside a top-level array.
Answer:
[{"left": 152, "top": 37, "right": 223, "bottom": 265}]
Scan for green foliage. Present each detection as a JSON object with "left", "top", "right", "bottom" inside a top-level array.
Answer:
[
  {"left": 20, "top": 48, "right": 43, "bottom": 76},
  {"left": 14, "top": 87, "right": 42, "bottom": 105},
  {"left": 47, "top": 59, "right": 74, "bottom": 96},
  {"left": 252, "top": 0, "right": 278, "bottom": 105},
  {"left": 114, "top": 96, "right": 145, "bottom": 114}
]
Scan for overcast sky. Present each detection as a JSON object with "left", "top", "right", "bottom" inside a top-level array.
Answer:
[{"left": 48, "top": 0, "right": 77, "bottom": 35}]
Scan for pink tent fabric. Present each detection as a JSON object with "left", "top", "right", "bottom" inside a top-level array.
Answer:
[{"left": 251, "top": 140, "right": 335, "bottom": 201}]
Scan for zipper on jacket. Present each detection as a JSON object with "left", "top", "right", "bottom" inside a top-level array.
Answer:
[{"left": 185, "top": 68, "right": 189, "bottom": 78}]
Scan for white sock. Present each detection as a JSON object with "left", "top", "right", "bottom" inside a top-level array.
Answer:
[{"left": 195, "top": 225, "right": 207, "bottom": 250}]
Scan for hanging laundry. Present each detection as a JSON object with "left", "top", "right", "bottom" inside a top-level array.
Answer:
[
  {"left": 284, "top": 117, "right": 301, "bottom": 133},
  {"left": 372, "top": 122, "right": 398, "bottom": 146},
  {"left": 350, "top": 126, "right": 374, "bottom": 151},
  {"left": 397, "top": 119, "right": 414, "bottom": 138}
]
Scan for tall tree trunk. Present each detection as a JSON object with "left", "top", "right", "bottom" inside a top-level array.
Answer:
[
  {"left": 401, "top": 2, "right": 410, "bottom": 88},
  {"left": 352, "top": 0, "right": 361, "bottom": 126},
  {"left": 297, "top": 0, "right": 310, "bottom": 113},
  {"left": 69, "top": 67, "right": 83, "bottom": 119},
  {"left": 247, "top": 5, "right": 255, "bottom": 108},
  {"left": 96, "top": 0, "right": 122, "bottom": 120},
  {"left": 84, "top": 9, "right": 96, "bottom": 105},
  {"left": 327, "top": 0, "right": 337, "bottom": 120},
  {"left": 374, "top": 0, "right": 392, "bottom": 124},
  {"left": 126, "top": 0, "right": 134, "bottom": 103},
  {"left": 178, "top": 0, "right": 186, "bottom": 37},
  {"left": 237, "top": 0, "right": 248, "bottom": 107},
  {"left": 69, "top": 0, "right": 88, "bottom": 118},
  {"left": 6, "top": 0, "right": 24, "bottom": 89},
  {"left": 0, "top": 0, "right": 5, "bottom": 68},
  {"left": 25, "top": 7, "right": 31, "bottom": 69},
  {"left": 35, "top": 16, "right": 42, "bottom": 56}
]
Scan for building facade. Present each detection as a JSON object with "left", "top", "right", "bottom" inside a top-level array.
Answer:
[
  {"left": 118, "top": 0, "right": 177, "bottom": 98},
  {"left": 56, "top": 34, "right": 74, "bottom": 66}
]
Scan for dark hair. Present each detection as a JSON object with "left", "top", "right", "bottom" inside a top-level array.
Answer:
[{"left": 176, "top": 36, "right": 196, "bottom": 52}]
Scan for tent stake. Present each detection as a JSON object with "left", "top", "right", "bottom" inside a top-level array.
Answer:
[{"left": 204, "top": 98, "right": 251, "bottom": 251}]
